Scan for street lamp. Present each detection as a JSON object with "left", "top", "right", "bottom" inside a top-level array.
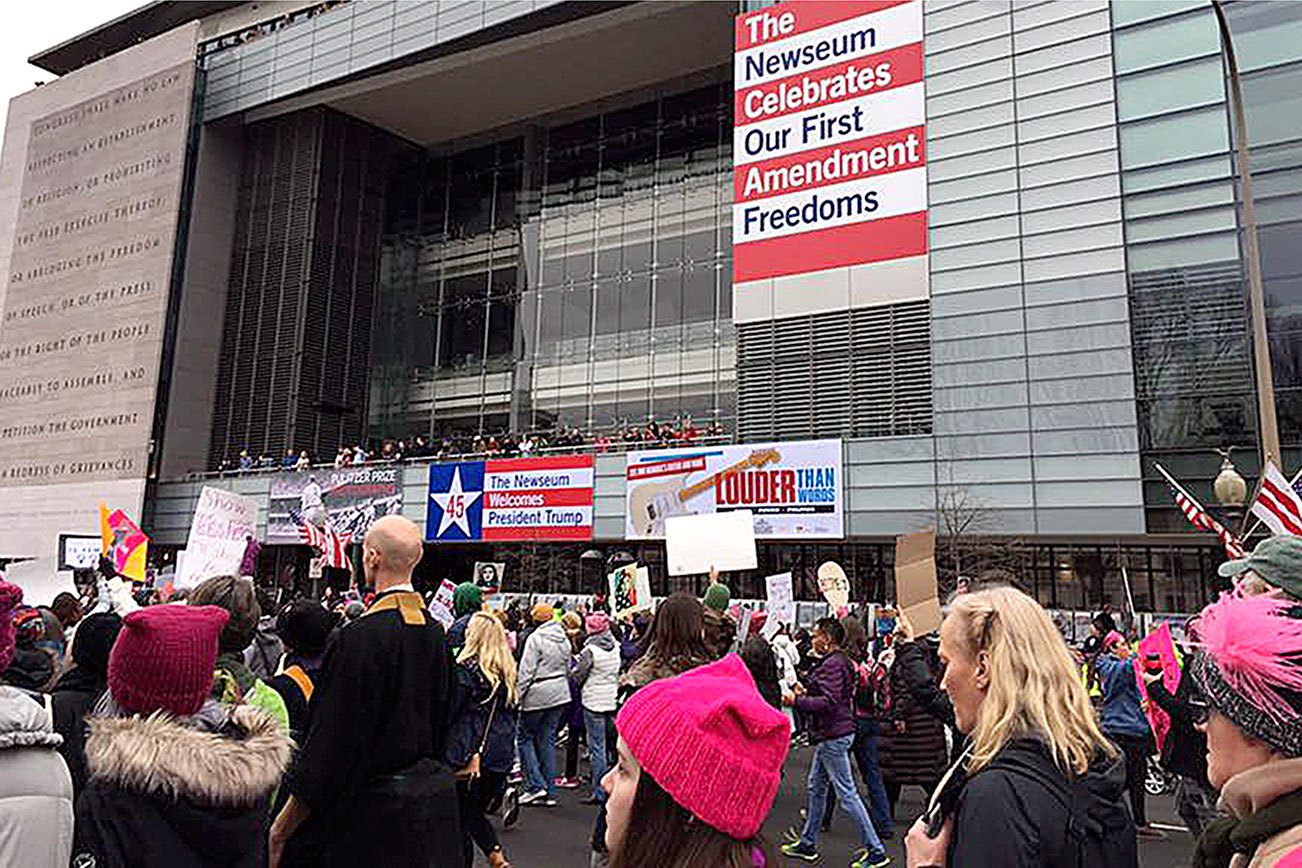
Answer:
[
  {"left": 1213, "top": 446, "right": 1248, "bottom": 526},
  {"left": 1211, "top": 0, "right": 1281, "bottom": 468}
]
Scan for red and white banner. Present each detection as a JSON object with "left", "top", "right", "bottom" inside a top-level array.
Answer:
[
  {"left": 1251, "top": 461, "right": 1302, "bottom": 537},
  {"left": 733, "top": 0, "right": 927, "bottom": 282},
  {"left": 482, "top": 455, "right": 594, "bottom": 541}
]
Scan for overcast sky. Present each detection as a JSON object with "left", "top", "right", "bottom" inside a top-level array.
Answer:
[{"left": 0, "top": 0, "right": 143, "bottom": 135}]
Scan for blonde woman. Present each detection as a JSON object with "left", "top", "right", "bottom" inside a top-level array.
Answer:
[
  {"left": 904, "top": 586, "right": 1137, "bottom": 868},
  {"left": 446, "top": 612, "right": 519, "bottom": 868}
]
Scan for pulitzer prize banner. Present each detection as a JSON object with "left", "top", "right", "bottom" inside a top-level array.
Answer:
[
  {"left": 625, "top": 439, "right": 843, "bottom": 540},
  {"left": 267, "top": 467, "right": 402, "bottom": 543}
]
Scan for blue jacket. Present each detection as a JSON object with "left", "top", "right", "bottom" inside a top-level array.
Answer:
[
  {"left": 445, "top": 660, "right": 518, "bottom": 774},
  {"left": 1095, "top": 654, "right": 1152, "bottom": 739},
  {"left": 795, "top": 651, "right": 857, "bottom": 743}
]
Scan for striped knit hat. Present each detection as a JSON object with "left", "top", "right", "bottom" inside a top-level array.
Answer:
[
  {"left": 1192, "top": 593, "right": 1302, "bottom": 758},
  {"left": 615, "top": 653, "right": 790, "bottom": 839}
]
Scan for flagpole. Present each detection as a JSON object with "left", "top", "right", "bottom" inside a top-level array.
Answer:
[{"left": 1153, "top": 461, "right": 1209, "bottom": 512}]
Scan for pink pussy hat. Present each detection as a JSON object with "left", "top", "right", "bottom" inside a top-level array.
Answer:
[{"left": 615, "top": 653, "right": 791, "bottom": 840}]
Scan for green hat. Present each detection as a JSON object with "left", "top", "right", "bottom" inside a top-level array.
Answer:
[
  {"left": 1218, "top": 535, "right": 1302, "bottom": 598},
  {"left": 703, "top": 582, "right": 731, "bottom": 613},
  {"left": 453, "top": 582, "right": 483, "bottom": 617}
]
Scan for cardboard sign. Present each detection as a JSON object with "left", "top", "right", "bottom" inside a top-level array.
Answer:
[
  {"left": 664, "top": 510, "right": 758, "bottom": 577},
  {"left": 610, "top": 564, "right": 652, "bottom": 618},
  {"left": 765, "top": 572, "right": 795, "bottom": 626},
  {"left": 895, "top": 528, "right": 941, "bottom": 636},
  {"left": 176, "top": 487, "right": 258, "bottom": 590},
  {"left": 736, "top": 604, "right": 754, "bottom": 647}
]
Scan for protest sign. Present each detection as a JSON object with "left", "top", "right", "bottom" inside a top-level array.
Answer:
[
  {"left": 895, "top": 528, "right": 941, "bottom": 636},
  {"left": 736, "top": 604, "right": 754, "bottom": 647},
  {"left": 1135, "top": 622, "right": 1184, "bottom": 753},
  {"left": 664, "top": 510, "right": 758, "bottom": 577},
  {"left": 429, "top": 578, "right": 457, "bottom": 627},
  {"left": 176, "top": 487, "right": 257, "bottom": 590},
  {"left": 268, "top": 467, "right": 402, "bottom": 543},
  {"left": 818, "top": 561, "right": 850, "bottom": 616},
  {"left": 99, "top": 502, "right": 148, "bottom": 583},
  {"left": 765, "top": 572, "right": 795, "bottom": 626},
  {"left": 58, "top": 534, "right": 102, "bottom": 570},
  {"left": 626, "top": 439, "right": 843, "bottom": 539},
  {"left": 473, "top": 562, "right": 506, "bottom": 591},
  {"left": 610, "top": 564, "right": 652, "bottom": 618}
]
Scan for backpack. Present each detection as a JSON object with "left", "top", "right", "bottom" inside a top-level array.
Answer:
[{"left": 854, "top": 658, "right": 892, "bottom": 718}]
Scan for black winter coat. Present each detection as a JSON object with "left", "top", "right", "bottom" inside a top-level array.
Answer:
[
  {"left": 947, "top": 738, "right": 1137, "bottom": 868},
  {"left": 878, "top": 643, "right": 948, "bottom": 787},
  {"left": 72, "top": 705, "right": 291, "bottom": 868},
  {"left": 49, "top": 666, "right": 106, "bottom": 797},
  {"left": 1147, "top": 673, "right": 1210, "bottom": 785}
]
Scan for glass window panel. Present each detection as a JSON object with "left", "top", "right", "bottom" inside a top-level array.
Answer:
[
  {"left": 1228, "top": 1, "right": 1302, "bottom": 73},
  {"left": 1241, "top": 62, "right": 1302, "bottom": 149},
  {"left": 594, "top": 278, "right": 621, "bottom": 336},
  {"left": 621, "top": 274, "right": 652, "bottom": 334},
  {"left": 654, "top": 268, "right": 683, "bottom": 329},
  {"left": 1116, "top": 57, "right": 1223, "bottom": 121},
  {"left": 1119, "top": 106, "right": 1228, "bottom": 170},
  {"left": 1111, "top": 0, "right": 1204, "bottom": 28},
  {"left": 1127, "top": 231, "right": 1240, "bottom": 270},
  {"left": 1123, "top": 179, "right": 1234, "bottom": 218},
  {"left": 1113, "top": 10, "right": 1219, "bottom": 74},
  {"left": 1121, "top": 153, "right": 1232, "bottom": 193}
]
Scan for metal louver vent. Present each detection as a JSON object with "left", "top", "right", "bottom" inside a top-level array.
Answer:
[{"left": 737, "top": 300, "right": 933, "bottom": 442}]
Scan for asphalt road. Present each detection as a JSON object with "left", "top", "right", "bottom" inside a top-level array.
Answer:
[{"left": 474, "top": 743, "right": 1197, "bottom": 867}]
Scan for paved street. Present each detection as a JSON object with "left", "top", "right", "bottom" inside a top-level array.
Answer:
[{"left": 474, "top": 743, "right": 1196, "bottom": 867}]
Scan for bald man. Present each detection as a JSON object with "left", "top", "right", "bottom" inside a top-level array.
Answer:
[{"left": 271, "top": 516, "right": 459, "bottom": 868}]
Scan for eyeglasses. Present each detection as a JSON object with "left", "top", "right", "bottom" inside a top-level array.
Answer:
[{"left": 1189, "top": 697, "right": 1210, "bottom": 727}]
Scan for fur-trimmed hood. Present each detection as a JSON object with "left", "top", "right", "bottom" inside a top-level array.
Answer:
[{"left": 84, "top": 704, "right": 290, "bottom": 807}]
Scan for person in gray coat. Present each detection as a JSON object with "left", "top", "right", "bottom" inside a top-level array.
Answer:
[
  {"left": 0, "top": 685, "right": 74, "bottom": 867},
  {"left": 516, "top": 604, "right": 573, "bottom": 806}
]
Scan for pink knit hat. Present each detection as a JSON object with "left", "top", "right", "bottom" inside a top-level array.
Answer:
[
  {"left": 108, "top": 605, "right": 229, "bottom": 717},
  {"left": 586, "top": 611, "right": 610, "bottom": 635},
  {"left": 615, "top": 653, "right": 790, "bottom": 839},
  {"left": 0, "top": 579, "right": 21, "bottom": 672}
]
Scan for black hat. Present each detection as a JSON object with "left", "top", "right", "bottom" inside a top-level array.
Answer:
[
  {"left": 72, "top": 612, "right": 123, "bottom": 677},
  {"left": 277, "top": 600, "right": 334, "bottom": 656}
]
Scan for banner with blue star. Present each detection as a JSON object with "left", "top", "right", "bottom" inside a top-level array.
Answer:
[{"left": 426, "top": 462, "right": 485, "bottom": 541}]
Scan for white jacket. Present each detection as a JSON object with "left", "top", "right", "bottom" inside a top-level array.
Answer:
[
  {"left": 578, "top": 635, "right": 621, "bottom": 714},
  {"left": 0, "top": 687, "right": 73, "bottom": 868}
]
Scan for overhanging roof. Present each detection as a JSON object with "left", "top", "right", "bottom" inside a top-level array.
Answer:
[{"left": 30, "top": 1, "right": 242, "bottom": 75}]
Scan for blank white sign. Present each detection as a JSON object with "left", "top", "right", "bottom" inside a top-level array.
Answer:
[{"left": 665, "top": 510, "right": 758, "bottom": 577}]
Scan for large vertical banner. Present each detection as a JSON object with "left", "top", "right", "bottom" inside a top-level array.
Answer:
[
  {"left": 733, "top": 1, "right": 927, "bottom": 282},
  {"left": 0, "top": 25, "right": 200, "bottom": 563}
]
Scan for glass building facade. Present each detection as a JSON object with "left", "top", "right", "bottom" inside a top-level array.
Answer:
[{"left": 369, "top": 81, "right": 736, "bottom": 440}]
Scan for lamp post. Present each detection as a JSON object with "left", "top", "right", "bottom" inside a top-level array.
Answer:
[
  {"left": 1211, "top": 0, "right": 1280, "bottom": 468},
  {"left": 1213, "top": 446, "right": 1248, "bottom": 526}
]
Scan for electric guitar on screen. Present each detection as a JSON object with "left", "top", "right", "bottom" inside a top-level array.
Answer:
[{"left": 628, "top": 448, "right": 781, "bottom": 536}]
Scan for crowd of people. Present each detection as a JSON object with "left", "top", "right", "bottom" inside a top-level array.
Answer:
[
  {"left": 216, "top": 416, "right": 729, "bottom": 476},
  {"left": 4, "top": 525, "right": 1302, "bottom": 866}
]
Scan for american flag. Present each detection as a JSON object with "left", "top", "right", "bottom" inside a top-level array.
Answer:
[
  {"left": 299, "top": 522, "right": 352, "bottom": 569},
  {"left": 1173, "top": 487, "right": 1246, "bottom": 559},
  {"left": 1250, "top": 461, "right": 1302, "bottom": 537}
]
